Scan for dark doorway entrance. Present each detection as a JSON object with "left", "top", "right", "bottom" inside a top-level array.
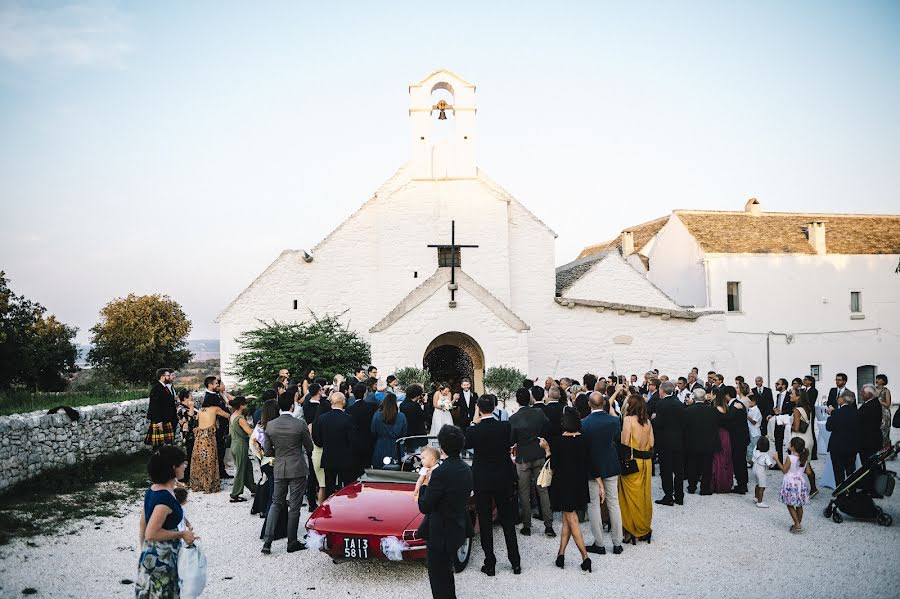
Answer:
[{"left": 424, "top": 344, "right": 474, "bottom": 392}]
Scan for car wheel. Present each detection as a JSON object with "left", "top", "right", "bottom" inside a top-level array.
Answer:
[{"left": 453, "top": 536, "right": 472, "bottom": 573}]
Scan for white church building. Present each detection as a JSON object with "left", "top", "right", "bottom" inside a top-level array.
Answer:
[
  {"left": 218, "top": 69, "right": 735, "bottom": 391},
  {"left": 577, "top": 201, "right": 900, "bottom": 394}
]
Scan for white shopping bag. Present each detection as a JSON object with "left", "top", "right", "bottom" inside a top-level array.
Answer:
[{"left": 178, "top": 541, "right": 208, "bottom": 599}]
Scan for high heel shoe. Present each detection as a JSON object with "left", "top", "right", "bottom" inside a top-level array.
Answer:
[
  {"left": 580, "top": 557, "right": 592, "bottom": 572},
  {"left": 623, "top": 533, "right": 636, "bottom": 545},
  {"left": 638, "top": 531, "right": 652, "bottom": 544},
  {"left": 555, "top": 554, "right": 565, "bottom": 569}
]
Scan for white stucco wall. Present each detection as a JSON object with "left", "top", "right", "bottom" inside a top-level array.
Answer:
[
  {"left": 529, "top": 303, "right": 733, "bottom": 380},
  {"left": 646, "top": 215, "right": 707, "bottom": 308},
  {"left": 706, "top": 253, "right": 900, "bottom": 392}
]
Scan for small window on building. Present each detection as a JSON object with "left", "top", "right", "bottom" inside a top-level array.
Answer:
[
  {"left": 810, "top": 365, "right": 821, "bottom": 382},
  {"left": 292, "top": 300, "right": 298, "bottom": 310},
  {"left": 726, "top": 281, "right": 741, "bottom": 312},
  {"left": 850, "top": 291, "right": 861, "bottom": 313},
  {"left": 437, "top": 247, "right": 461, "bottom": 268}
]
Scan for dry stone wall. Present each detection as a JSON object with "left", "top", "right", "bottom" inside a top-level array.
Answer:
[{"left": 0, "top": 398, "right": 150, "bottom": 493}]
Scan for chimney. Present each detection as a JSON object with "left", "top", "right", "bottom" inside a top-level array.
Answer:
[
  {"left": 807, "top": 221, "right": 826, "bottom": 255},
  {"left": 744, "top": 198, "right": 761, "bottom": 216},
  {"left": 621, "top": 231, "right": 635, "bottom": 256}
]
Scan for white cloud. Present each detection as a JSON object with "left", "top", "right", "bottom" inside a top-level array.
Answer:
[{"left": 0, "top": 0, "right": 132, "bottom": 68}]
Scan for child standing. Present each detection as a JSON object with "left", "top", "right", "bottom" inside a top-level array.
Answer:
[
  {"left": 746, "top": 396, "right": 762, "bottom": 465},
  {"left": 775, "top": 437, "right": 810, "bottom": 532},
  {"left": 752, "top": 437, "right": 775, "bottom": 508},
  {"left": 174, "top": 487, "right": 192, "bottom": 534}
]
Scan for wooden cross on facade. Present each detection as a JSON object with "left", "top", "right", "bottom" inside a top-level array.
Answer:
[{"left": 427, "top": 220, "right": 478, "bottom": 308}]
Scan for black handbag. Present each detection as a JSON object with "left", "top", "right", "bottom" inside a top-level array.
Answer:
[{"left": 619, "top": 443, "right": 639, "bottom": 476}]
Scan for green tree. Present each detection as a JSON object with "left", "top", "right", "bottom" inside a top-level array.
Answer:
[
  {"left": 230, "top": 313, "right": 370, "bottom": 396},
  {"left": 0, "top": 271, "right": 78, "bottom": 391},
  {"left": 483, "top": 365, "right": 525, "bottom": 407},
  {"left": 392, "top": 366, "right": 432, "bottom": 389},
  {"left": 88, "top": 294, "right": 192, "bottom": 385}
]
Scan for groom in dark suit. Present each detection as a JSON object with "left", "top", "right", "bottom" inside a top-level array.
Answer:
[
  {"left": 464, "top": 395, "right": 521, "bottom": 576},
  {"left": 418, "top": 425, "right": 473, "bottom": 599}
]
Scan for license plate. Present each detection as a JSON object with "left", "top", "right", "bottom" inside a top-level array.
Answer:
[{"left": 343, "top": 537, "right": 370, "bottom": 559}]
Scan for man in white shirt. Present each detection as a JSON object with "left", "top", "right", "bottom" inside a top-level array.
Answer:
[{"left": 676, "top": 377, "right": 692, "bottom": 403}]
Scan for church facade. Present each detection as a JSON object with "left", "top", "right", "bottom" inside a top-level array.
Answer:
[{"left": 218, "top": 70, "right": 733, "bottom": 391}]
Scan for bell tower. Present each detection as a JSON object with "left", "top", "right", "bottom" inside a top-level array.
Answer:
[{"left": 409, "top": 69, "right": 477, "bottom": 179}]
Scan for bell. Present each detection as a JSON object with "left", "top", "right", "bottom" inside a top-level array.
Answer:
[{"left": 438, "top": 109, "right": 447, "bottom": 120}]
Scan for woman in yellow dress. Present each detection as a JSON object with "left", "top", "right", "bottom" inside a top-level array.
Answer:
[{"left": 618, "top": 394, "right": 654, "bottom": 544}]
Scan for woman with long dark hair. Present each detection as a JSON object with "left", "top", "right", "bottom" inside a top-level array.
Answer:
[
  {"left": 617, "top": 394, "right": 654, "bottom": 544},
  {"left": 711, "top": 388, "right": 735, "bottom": 493},
  {"left": 228, "top": 396, "right": 257, "bottom": 502},
  {"left": 301, "top": 368, "right": 316, "bottom": 397},
  {"left": 541, "top": 407, "right": 592, "bottom": 571},
  {"left": 371, "top": 393, "right": 408, "bottom": 468}
]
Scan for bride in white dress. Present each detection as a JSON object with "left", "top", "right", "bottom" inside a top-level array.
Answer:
[{"left": 429, "top": 383, "right": 456, "bottom": 436}]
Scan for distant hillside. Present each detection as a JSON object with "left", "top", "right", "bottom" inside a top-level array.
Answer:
[{"left": 75, "top": 339, "right": 220, "bottom": 368}]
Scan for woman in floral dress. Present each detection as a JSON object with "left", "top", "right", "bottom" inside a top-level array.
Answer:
[{"left": 190, "top": 402, "right": 230, "bottom": 493}]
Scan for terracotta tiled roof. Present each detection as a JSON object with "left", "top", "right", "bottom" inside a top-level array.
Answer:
[
  {"left": 576, "top": 216, "right": 668, "bottom": 259},
  {"left": 577, "top": 209, "right": 900, "bottom": 259},
  {"left": 676, "top": 211, "right": 900, "bottom": 254}
]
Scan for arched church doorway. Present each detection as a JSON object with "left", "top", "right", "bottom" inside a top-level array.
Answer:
[{"left": 423, "top": 332, "right": 485, "bottom": 394}]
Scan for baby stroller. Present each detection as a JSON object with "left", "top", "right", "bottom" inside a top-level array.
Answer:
[{"left": 823, "top": 442, "right": 898, "bottom": 526}]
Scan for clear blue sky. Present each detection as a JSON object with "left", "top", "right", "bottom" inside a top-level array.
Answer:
[{"left": 1, "top": 1, "right": 898, "bottom": 341}]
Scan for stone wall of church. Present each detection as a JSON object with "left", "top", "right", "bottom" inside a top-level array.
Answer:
[{"left": 0, "top": 398, "right": 150, "bottom": 492}]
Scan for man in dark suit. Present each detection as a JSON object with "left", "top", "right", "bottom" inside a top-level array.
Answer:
[
  {"left": 313, "top": 393, "right": 356, "bottom": 497},
  {"left": 456, "top": 377, "right": 479, "bottom": 427},
  {"left": 201, "top": 375, "right": 232, "bottom": 479},
  {"left": 646, "top": 378, "right": 661, "bottom": 416},
  {"left": 540, "top": 386, "right": 564, "bottom": 439},
  {"left": 686, "top": 372, "right": 704, "bottom": 393},
  {"left": 826, "top": 388, "right": 859, "bottom": 487},
  {"left": 770, "top": 378, "right": 793, "bottom": 464},
  {"left": 723, "top": 386, "right": 750, "bottom": 494},
  {"left": 418, "top": 425, "right": 473, "bottom": 599},
  {"left": 858, "top": 384, "right": 885, "bottom": 465},
  {"left": 400, "top": 384, "right": 428, "bottom": 437},
  {"left": 346, "top": 383, "right": 377, "bottom": 477},
  {"left": 147, "top": 368, "right": 178, "bottom": 446},
  {"left": 581, "top": 392, "right": 623, "bottom": 553},
  {"left": 827, "top": 373, "right": 850, "bottom": 410},
  {"left": 684, "top": 388, "right": 719, "bottom": 495},
  {"left": 302, "top": 383, "right": 324, "bottom": 511},
  {"left": 751, "top": 376, "right": 774, "bottom": 433},
  {"left": 653, "top": 381, "right": 686, "bottom": 505},
  {"left": 262, "top": 391, "right": 314, "bottom": 554},
  {"left": 464, "top": 395, "right": 520, "bottom": 576},
  {"left": 509, "top": 387, "right": 552, "bottom": 537}
]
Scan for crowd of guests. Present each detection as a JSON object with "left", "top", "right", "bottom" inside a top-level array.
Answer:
[{"left": 138, "top": 364, "right": 896, "bottom": 599}]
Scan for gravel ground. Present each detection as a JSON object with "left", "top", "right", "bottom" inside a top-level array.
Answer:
[{"left": 2, "top": 444, "right": 898, "bottom": 599}]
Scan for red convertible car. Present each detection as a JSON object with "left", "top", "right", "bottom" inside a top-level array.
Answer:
[{"left": 304, "top": 436, "right": 479, "bottom": 571}]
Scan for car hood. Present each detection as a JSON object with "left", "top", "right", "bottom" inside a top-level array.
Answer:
[{"left": 306, "top": 481, "right": 422, "bottom": 536}]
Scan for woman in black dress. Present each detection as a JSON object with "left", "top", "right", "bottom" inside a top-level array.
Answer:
[{"left": 540, "top": 407, "right": 592, "bottom": 572}]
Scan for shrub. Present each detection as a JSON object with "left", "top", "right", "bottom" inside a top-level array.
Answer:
[
  {"left": 483, "top": 365, "right": 525, "bottom": 407},
  {"left": 392, "top": 366, "right": 432, "bottom": 389},
  {"left": 229, "top": 313, "right": 370, "bottom": 396}
]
